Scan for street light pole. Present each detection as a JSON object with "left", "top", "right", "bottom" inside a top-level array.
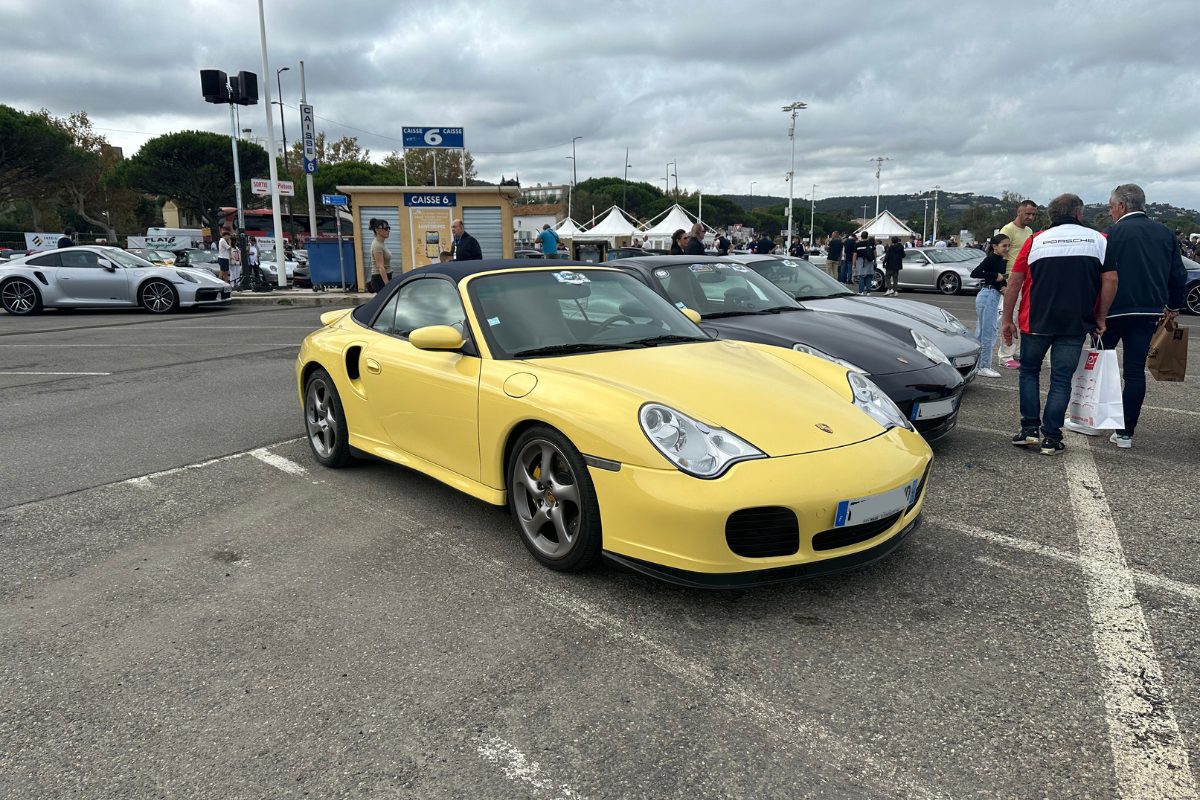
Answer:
[
  {"left": 810, "top": 183, "right": 817, "bottom": 247},
  {"left": 565, "top": 156, "right": 575, "bottom": 220},
  {"left": 782, "top": 102, "right": 806, "bottom": 246},
  {"left": 922, "top": 196, "right": 929, "bottom": 243},
  {"left": 571, "top": 136, "right": 581, "bottom": 188},
  {"left": 868, "top": 157, "right": 892, "bottom": 219},
  {"left": 275, "top": 66, "right": 295, "bottom": 245},
  {"left": 750, "top": 181, "right": 756, "bottom": 201},
  {"left": 256, "top": 0, "right": 286, "bottom": 287},
  {"left": 932, "top": 185, "right": 941, "bottom": 243},
  {"left": 622, "top": 148, "right": 631, "bottom": 211}
]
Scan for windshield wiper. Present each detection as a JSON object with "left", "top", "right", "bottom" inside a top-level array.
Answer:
[
  {"left": 513, "top": 342, "right": 640, "bottom": 358},
  {"left": 624, "top": 334, "right": 710, "bottom": 347},
  {"left": 752, "top": 306, "right": 802, "bottom": 314}
]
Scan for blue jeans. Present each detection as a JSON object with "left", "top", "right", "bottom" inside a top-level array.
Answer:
[
  {"left": 857, "top": 273, "right": 871, "bottom": 294},
  {"left": 838, "top": 258, "right": 852, "bottom": 283},
  {"left": 1101, "top": 316, "right": 1157, "bottom": 436},
  {"left": 1019, "top": 333, "right": 1087, "bottom": 441},
  {"left": 973, "top": 287, "right": 1001, "bottom": 369}
]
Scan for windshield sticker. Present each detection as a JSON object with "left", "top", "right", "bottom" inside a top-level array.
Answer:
[
  {"left": 487, "top": 317, "right": 501, "bottom": 326},
  {"left": 781, "top": 260, "right": 799, "bottom": 267},
  {"left": 688, "top": 264, "right": 714, "bottom": 272},
  {"left": 654, "top": 269, "right": 669, "bottom": 278},
  {"left": 729, "top": 264, "right": 749, "bottom": 272},
  {"left": 552, "top": 270, "right": 590, "bottom": 284},
  {"left": 675, "top": 302, "right": 686, "bottom": 309}
]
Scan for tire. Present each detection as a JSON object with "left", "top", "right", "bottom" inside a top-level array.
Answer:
[
  {"left": 938, "top": 272, "right": 962, "bottom": 295},
  {"left": 0, "top": 278, "right": 44, "bottom": 316},
  {"left": 139, "top": 279, "right": 178, "bottom": 314},
  {"left": 871, "top": 270, "right": 884, "bottom": 292},
  {"left": 507, "top": 425, "right": 603, "bottom": 572},
  {"left": 1186, "top": 283, "right": 1200, "bottom": 315},
  {"left": 304, "top": 368, "right": 354, "bottom": 468}
]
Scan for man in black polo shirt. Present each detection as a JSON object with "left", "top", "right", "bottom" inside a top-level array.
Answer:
[
  {"left": 1001, "top": 193, "right": 1118, "bottom": 455},
  {"left": 1099, "top": 183, "right": 1187, "bottom": 448},
  {"left": 826, "top": 231, "right": 843, "bottom": 279},
  {"left": 840, "top": 233, "right": 858, "bottom": 283},
  {"left": 715, "top": 232, "right": 730, "bottom": 255},
  {"left": 753, "top": 233, "right": 776, "bottom": 254}
]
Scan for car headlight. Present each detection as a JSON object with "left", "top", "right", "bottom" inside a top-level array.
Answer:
[
  {"left": 175, "top": 270, "right": 198, "bottom": 283},
  {"left": 639, "top": 403, "right": 764, "bottom": 478},
  {"left": 940, "top": 309, "right": 969, "bottom": 335},
  {"left": 793, "top": 343, "right": 870, "bottom": 375},
  {"left": 910, "top": 330, "right": 951, "bottom": 366},
  {"left": 847, "top": 372, "right": 913, "bottom": 432}
]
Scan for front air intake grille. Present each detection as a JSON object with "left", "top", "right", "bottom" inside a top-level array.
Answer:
[
  {"left": 195, "top": 288, "right": 220, "bottom": 301},
  {"left": 726, "top": 507, "right": 799, "bottom": 558},
  {"left": 812, "top": 511, "right": 903, "bottom": 552}
]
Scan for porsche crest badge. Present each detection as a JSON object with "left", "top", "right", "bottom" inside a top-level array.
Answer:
[{"left": 815, "top": 423, "right": 833, "bottom": 434}]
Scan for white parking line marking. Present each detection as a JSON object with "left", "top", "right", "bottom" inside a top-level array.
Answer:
[
  {"left": 0, "top": 371, "right": 111, "bottom": 375},
  {"left": 477, "top": 736, "right": 583, "bottom": 799},
  {"left": 932, "top": 518, "right": 1200, "bottom": 603},
  {"left": 123, "top": 438, "right": 303, "bottom": 487},
  {"left": 1063, "top": 438, "right": 1197, "bottom": 799},
  {"left": 249, "top": 448, "right": 307, "bottom": 475}
]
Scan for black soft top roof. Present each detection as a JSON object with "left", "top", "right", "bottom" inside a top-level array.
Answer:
[{"left": 350, "top": 258, "right": 600, "bottom": 326}]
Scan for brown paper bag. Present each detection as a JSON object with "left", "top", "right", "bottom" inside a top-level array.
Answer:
[{"left": 1147, "top": 318, "right": 1188, "bottom": 382}]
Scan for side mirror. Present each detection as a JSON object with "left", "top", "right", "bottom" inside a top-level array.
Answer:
[
  {"left": 409, "top": 325, "right": 465, "bottom": 351},
  {"left": 681, "top": 308, "right": 702, "bottom": 324},
  {"left": 785, "top": 291, "right": 797, "bottom": 300},
  {"left": 98, "top": 259, "right": 116, "bottom": 271}
]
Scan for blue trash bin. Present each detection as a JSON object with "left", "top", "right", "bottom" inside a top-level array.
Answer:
[{"left": 306, "top": 239, "right": 357, "bottom": 289}]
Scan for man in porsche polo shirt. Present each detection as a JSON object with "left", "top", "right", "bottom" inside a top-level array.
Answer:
[{"left": 1000, "top": 193, "right": 1118, "bottom": 455}]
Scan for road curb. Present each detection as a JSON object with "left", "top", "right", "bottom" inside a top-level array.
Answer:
[{"left": 229, "top": 292, "right": 369, "bottom": 308}]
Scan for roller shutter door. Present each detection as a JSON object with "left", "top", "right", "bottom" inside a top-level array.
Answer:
[
  {"left": 358, "top": 206, "right": 401, "bottom": 275},
  {"left": 463, "top": 207, "right": 503, "bottom": 259}
]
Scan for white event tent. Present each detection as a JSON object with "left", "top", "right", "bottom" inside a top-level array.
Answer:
[
  {"left": 553, "top": 217, "right": 586, "bottom": 239},
  {"left": 573, "top": 206, "right": 645, "bottom": 245},
  {"left": 853, "top": 210, "right": 918, "bottom": 240},
  {"left": 641, "top": 204, "right": 715, "bottom": 250}
]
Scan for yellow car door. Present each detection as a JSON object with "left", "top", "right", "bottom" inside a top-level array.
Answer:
[{"left": 360, "top": 277, "right": 481, "bottom": 480}]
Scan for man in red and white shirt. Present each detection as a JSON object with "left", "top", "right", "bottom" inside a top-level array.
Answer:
[{"left": 1000, "top": 193, "right": 1118, "bottom": 455}]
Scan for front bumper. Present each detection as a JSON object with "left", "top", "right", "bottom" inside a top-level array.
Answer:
[
  {"left": 589, "top": 427, "right": 931, "bottom": 580},
  {"left": 871, "top": 364, "right": 963, "bottom": 441}
]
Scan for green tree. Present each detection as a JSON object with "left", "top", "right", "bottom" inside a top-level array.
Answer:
[
  {"left": 1163, "top": 216, "right": 1200, "bottom": 237},
  {"left": 309, "top": 160, "right": 404, "bottom": 205},
  {"left": 960, "top": 203, "right": 997, "bottom": 243},
  {"left": 0, "top": 104, "right": 75, "bottom": 230},
  {"left": 106, "top": 130, "right": 269, "bottom": 235},
  {"left": 381, "top": 149, "right": 476, "bottom": 187}
]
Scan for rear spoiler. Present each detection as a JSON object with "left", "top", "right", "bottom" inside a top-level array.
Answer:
[{"left": 319, "top": 308, "right": 354, "bottom": 327}]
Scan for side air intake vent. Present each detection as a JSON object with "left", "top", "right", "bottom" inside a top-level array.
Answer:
[
  {"left": 812, "top": 512, "right": 903, "bottom": 552},
  {"left": 345, "top": 346, "right": 362, "bottom": 380}
]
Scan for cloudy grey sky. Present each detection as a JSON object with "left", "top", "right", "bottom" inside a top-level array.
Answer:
[{"left": 3, "top": 0, "right": 1198, "bottom": 209}]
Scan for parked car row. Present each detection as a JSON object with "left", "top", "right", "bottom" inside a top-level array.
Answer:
[{"left": 297, "top": 259, "right": 936, "bottom": 589}]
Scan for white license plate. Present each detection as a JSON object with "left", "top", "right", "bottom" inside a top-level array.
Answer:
[
  {"left": 953, "top": 355, "right": 976, "bottom": 367},
  {"left": 911, "top": 396, "right": 958, "bottom": 421},
  {"left": 834, "top": 480, "right": 919, "bottom": 528}
]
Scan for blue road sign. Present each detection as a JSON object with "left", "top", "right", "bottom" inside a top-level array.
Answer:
[
  {"left": 401, "top": 127, "right": 465, "bottom": 149},
  {"left": 300, "top": 104, "right": 318, "bottom": 174},
  {"left": 321, "top": 194, "right": 348, "bottom": 206}
]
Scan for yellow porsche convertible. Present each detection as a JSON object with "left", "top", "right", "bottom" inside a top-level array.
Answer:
[{"left": 296, "top": 261, "right": 933, "bottom": 587}]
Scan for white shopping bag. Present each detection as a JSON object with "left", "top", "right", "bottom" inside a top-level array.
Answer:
[{"left": 1068, "top": 346, "right": 1125, "bottom": 430}]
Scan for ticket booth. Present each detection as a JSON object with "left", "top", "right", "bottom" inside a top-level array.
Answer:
[{"left": 341, "top": 185, "right": 520, "bottom": 289}]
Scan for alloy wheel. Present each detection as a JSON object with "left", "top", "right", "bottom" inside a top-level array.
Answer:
[
  {"left": 1187, "top": 284, "right": 1200, "bottom": 315},
  {"left": 142, "top": 281, "right": 175, "bottom": 313},
  {"left": 512, "top": 439, "right": 582, "bottom": 558},
  {"left": 305, "top": 377, "right": 338, "bottom": 459},
  {"left": 939, "top": 273, "right": 961, "bottom": 294},
  {"left": 2, "top": 280, "right": 37, "bottom": 313}
]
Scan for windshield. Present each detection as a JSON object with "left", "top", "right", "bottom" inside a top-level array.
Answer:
[
  {"left": 469, "top": 269, "right": 709, "bottom": 359},
  {"left": 927, "top": 248, "right": 981, "bottom": 263},
  {"left": 188, "top": 250, "right": 218, "bottom": 263},
  {"left": 743, "top": 257, "right": 852, "bottom": 300},
  {"left": 648, "top": 262, "right": 801, "bottom": 317},
  {"left": 106, "top": 249, "right": 157, "bottom": 268}
]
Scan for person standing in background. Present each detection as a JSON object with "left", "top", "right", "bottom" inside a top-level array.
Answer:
[
  {"left": 882, "top": 236, "right": 904, "bottom": 295},
  {"left": 669, "top": 229, "right": 687, "bottom": 255},
  {"left": 853, "top": 237, "right": 877, "bottom": 294},
  {"left": 368, "top": 218, "right": 392, "bottom": 292},
  {"left": 969, "top": 233, "right": 1010, "bottom": 377},
  {"left": 217, "top": 231, "right": 232, "bottom": 282},
  {"left": 57, "top": 227, "right": 74, "bottom": 249},
  {"left": 826, "top": 231, "right": 843, "bottom": 279},
  {"left": 715, "top": 232, "right": 730, "bottom": 255},
  {"left": 228, "top": 237, "right": 242, "bottom": 287},
  {"left": 996, "top": 199, "right": 1037, "bottom": 368},
  {"left": 1098, "top": 183, "right": 1187, "bottom": 448},
  {"left": 841, "top": 232, "right": 858, "bottom": 283},
  {"left": 450, "top": 219, "right": 482, "bottom": 261},
  {"left": 537, "top": 224, "right": 560, "bottom": 256},
  {"left": 685, "top": 223, "right": 706, "bottom": 255}
]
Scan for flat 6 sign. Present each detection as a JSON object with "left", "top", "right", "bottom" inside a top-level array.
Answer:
[{"left": 402, "top": 127, "right": 465, "bottom": 149}]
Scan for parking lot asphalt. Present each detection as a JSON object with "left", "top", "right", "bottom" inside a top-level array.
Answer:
[{"left": 2, "top": 295, "right": 1199, "bottom": 799}]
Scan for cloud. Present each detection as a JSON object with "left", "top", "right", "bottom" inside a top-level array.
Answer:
[{"left": 2, "top": 0, "right": 1198, "bottom": 208}]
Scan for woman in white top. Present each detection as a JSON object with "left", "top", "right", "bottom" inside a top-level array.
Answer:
[{"left": 228, "top": 239, "right": 242, "bottom": 286}]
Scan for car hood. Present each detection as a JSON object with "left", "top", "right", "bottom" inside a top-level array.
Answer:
[
  {"left": 524, "top": 339, "right": 886, "bottom": 457},
  {"left": 703, "top": 309, "right": 940, "bottom": 377},
  {"left": 799, "top": 297, "right": 981, "bottom": 359}
]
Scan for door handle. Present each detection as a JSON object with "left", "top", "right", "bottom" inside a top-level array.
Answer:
[{"left": 365, "top": 358, "right": 381, "bottom": 374}]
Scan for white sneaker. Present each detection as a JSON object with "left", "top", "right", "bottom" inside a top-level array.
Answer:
[
  {"left": 976, "top": 367, "right": 1001, "bottom": 378},
  {"left": 1109, "top": 432, "right": 1132, "bottom": 448},
  {"left": 1065, "top": 419, "right": 1101, "bottom": 436}
]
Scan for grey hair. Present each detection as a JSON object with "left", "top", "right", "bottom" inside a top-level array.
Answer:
[
  {"left": 1047, "top": 193, "right": 1084, "bottom": 221},
  {"left": 1110, "top": 183, "right": 1145, "bottom": 212}
]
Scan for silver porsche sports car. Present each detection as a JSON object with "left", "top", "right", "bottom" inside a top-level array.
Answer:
[{"left": 0, "top": 246, "right": 232, "bottom": 315}]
